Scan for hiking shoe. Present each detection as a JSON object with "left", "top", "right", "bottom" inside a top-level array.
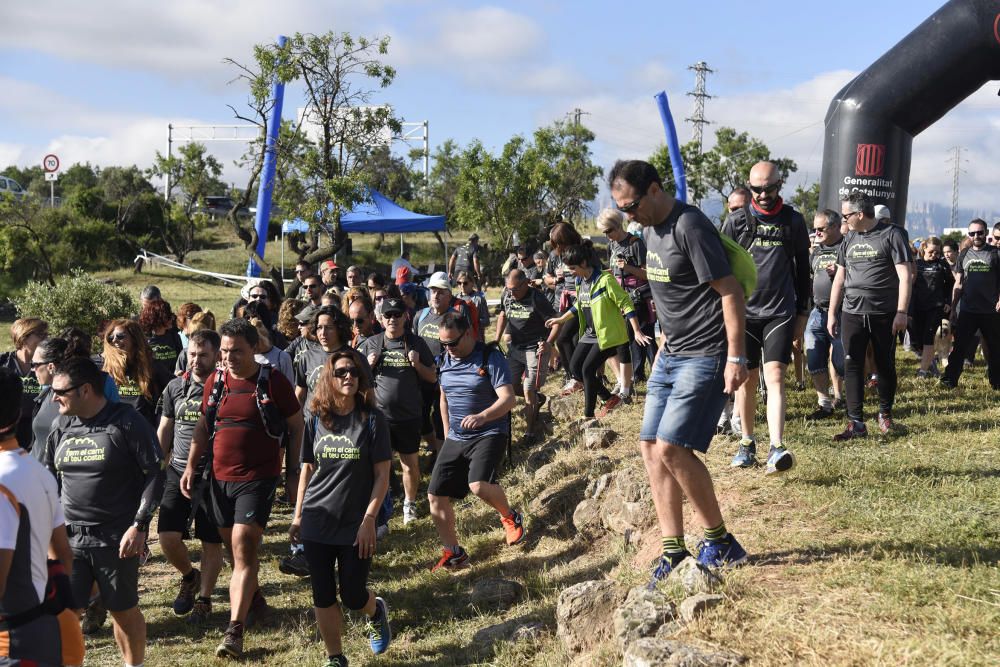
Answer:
[
  {"left": 431, "top": 547, "right": 470, "bottom": 573},
  {"left": 647, "top": 553, "right": 691, "bottom": 591},
  {"left": 216, "top": 626, "right": 244, "bottom": 659},
  {"left": 245, "top": 589, "right": 271, "bottom": 628},
  {"left": 618, "top": 389, "right": 633, "bottom": 404},
  {"left": 939, "top": 377, "right": 957, "bottom": 389},
  {"left": 322, "top": 658, "right": 349, "bottom": 667},
  {"left": 188, "top": 597, "right": 211, "bottom": 626},
  {"left": 366, "top": 597, "right": 392, "bottom": 655},
  {"left": 765, "top": 446, "right": 795, "bottom": 476},
  {"left": 805, "top": 405, "right": 834, "bottom": 421},
  {"left": 833, "top": 420, "right": 868, "bottom": 442},
  {"left": 172, "top": 568, "right": 201, "bottom": 615},
  {"left": 729, "top": 439, "right": 757, "bottom": 468},
  {"left": 596, "top": 394, "right": 622, "bottom": 419},
  {"left": 877, "top": 412, "right": 894, "bottom": 435},
  {"left": 560, "top": 379, "right": 583, "bottom": 396},
  {"left": 81, "top": 595, "right": 107, "bottom": 634},
  {"left": 501, "top": 509, "right": 526, "bottom": 545},
  {"left": 403, "top": 500, "right": 418, "bottom": 525},
  {"left": 696, "top": 534, "right": 748, "bottom": 569},
  {"left": 279, "top": 551, "right": 310, "bottom": 577}
]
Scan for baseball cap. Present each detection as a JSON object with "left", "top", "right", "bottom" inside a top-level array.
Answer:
[
  {"left": 321, "top": 260, "right": 338, "bottom": 270},
  {"left": 396, "top": 266, "right": 411, "bottom": 285},
  {"left": 381, "top": 297, "right": 406, "bottom": 317},
  {"left": 428, "top": 271, "right": 451, "bottom": 290},
  {"left": 874, "top": 205, "right": 891, "bottom": 221}
]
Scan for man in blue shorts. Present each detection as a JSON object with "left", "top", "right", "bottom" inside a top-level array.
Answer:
[{"left": 609, "top": 160, "right": 750, "bottom": 585}]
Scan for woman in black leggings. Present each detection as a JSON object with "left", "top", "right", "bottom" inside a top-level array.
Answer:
[
  {"left": 546, "top": 222, "right": 585, "bottom": 392},
  {"left": 290, "top": 349, "right": 393, "bottom": 666},
  {"left": 546, "top": 242, "right": 651, "bottom": 419}
]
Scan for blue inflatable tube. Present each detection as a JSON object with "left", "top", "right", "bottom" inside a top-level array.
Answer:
[{"left": 654, "top": 91, "right": 687, "bottom": 203}]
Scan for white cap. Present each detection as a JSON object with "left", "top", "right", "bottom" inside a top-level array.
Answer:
[
  {"left": 428, "top": 271, "right": 451, "bottom": 290},
  {"left": 874, "top": 205, "right": 891, "bottom": 221}
]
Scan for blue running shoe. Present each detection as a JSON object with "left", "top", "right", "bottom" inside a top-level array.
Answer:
[
  {"left": 696, "top": 534, "right": 748, "bottom": 569},
  {"left": 730, "top": 439, "right": 757, "bottom": 468},
  {"left": 367, "top": 597, "right": 391, "bottom": 655},
  {"left": 765, "top": 446, "right": 795, "bottom": 476},
  {"left": 646, "top": 553, "right": 691, "bottom": 591}
]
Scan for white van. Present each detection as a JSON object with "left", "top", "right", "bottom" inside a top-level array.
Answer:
[{"left": 0, "top": 176, "right": 25, "bottom": 200}]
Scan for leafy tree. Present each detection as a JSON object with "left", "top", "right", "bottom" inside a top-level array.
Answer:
[
  {"left": 790, "top": 182, "right": 821, "bottom": 218},
  {"left": 15, "top": 268, "right": 136, "bottom": 338},
  {"left": 527, "top": 120, "right": 601, "bottom": 224},
  {"left": 419, "top": 139, "right": 463, "bottom": 221},
  {"left": 148, "top": 143, "right": 224, "bottom": 263}
]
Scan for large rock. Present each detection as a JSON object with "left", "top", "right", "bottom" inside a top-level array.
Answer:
[
  {"left": 548, "top": 394, "right": 580, "bottom": 421},
  {"left": 556, "top": 579, "right": 622, "bottom": 654},
  {"left": 473, "top": 617, "right": 545, "bottom": 644},
  {"left": 584, "top": 427, "right": 615, "bottom": 449},
  {"left": 624, "top": 638, "right": 746, "bottom": 667},
  {"left": 530, "top": 481, "right": 583, "bottom": 516},
  {"left": 679, "top": 593, "right": 725, "bottom": 623},
  {"left": 599, "top": 467, "right": 655, "bottom": 536},
  {"left": 572, "top": 498, "right": 602, "bottom": 534},
  {"left": 669, "top": 559, "right": 722, "bottom": 595},
  {"left": 469, "top": 578, "right": 524, "bottom": 610},
  {"left": 613, "top": 585, "right": 677, "bottom": 648},
  {"left": 533, "top": 461, "right": 563, "bottom": 482}
]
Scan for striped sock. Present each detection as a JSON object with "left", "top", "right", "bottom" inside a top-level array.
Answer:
[
  {"left": 661, "top": 536, "right": 687, "bottom": 564},
  {"left": 704, "top": 522, "right": 727, "bottom": 542}
]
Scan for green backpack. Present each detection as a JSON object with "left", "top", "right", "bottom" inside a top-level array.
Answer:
[{"left": 716, "top": 229, "right": 758, "bottom": 301}]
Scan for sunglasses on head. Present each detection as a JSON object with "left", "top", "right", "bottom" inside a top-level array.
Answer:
[
  {"left": 52, "top": 384, "right": 82, "bottom": 397},
  {"left": 107, "top": 332, "right": 128, "bottom": 343},
  {"left": 332, "top": 366, "right": 360, "bottom": 379},
  {"left": 748, "top": 183, "right": 779, "bottom": 195}
]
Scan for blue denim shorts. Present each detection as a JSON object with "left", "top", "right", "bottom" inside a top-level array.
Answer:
[{"left": 640, "top": 351, "right": 727, "bottom": 452}]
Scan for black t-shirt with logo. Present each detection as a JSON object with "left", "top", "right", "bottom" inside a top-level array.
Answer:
[
  {"left": 158, "top": 374, "right": 206, "bottom": 473},
  {"left": 575, "top": 273, "right": 598, "bottom": 343},
  {"left": 955, "top": 246, "right": 1000, "bottom": 314},
  {"left": 294, "top": 345, "right": 372, "bottom": 413},
  {"left": 0, "top": 352, "right": 41, "bottom": 450},
  {"left": 415, "top": 308, "right": 448, "bottom": 359},
  {"left": 147, "top": 330, "right": 183, "bottom": 381},
  {"left": 608, "top": 235, "right": 648, "bottom": 281},
  {"left": 643, "top": 201, "right": 733, "bottom": 356},
  {"left": 114, "top": 374, "right": 163, "bottom": 427},
  {"left": 501, "top": 287, "right": 558, "bottom": 348},
  {"left": 545, "top": 251, "right": 576, "bottom": 311},
  {"left": 913, "top": 258, "right": 954, "bottom": 311},
  {"left": 837, "top": 222, "right": 912, "bottom": 315},
  {"left": 300, "top": 408, "right": 392, "bottom": 545},
  {"left": 359, "top": 333, "right": 435, "bottom": 422},
  {"left": 810, "top": 239, "right": 843, "bottom": 309},
  {"left": 43, "top": 401, "right": 163, "bottom": 548}
]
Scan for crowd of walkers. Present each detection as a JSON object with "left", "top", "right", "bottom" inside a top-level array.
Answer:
[{"left": 2, "top": 159, "right": 999, "bottom": 667}]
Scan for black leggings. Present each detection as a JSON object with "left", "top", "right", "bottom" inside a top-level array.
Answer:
[
  {"left": 302, "top": 540, "right": 372, "bottom": 610},
  {"left": 570, "top": 341, "right": 617, "bottom": 417},
  {"left": 557, "top": 312, "right": 579, "bottom": 380},
  {"left": 944, "top": 310, "right": 1000, "bottom": 389},
  {"left": 841, "top": 312, "right": 897, "bottom": 422}
]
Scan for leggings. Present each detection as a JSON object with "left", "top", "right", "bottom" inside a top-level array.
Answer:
[
  {"left": 557, "top": 312, "right": 579, "bottom": 380},
  {"left": 944, "top": 310, "right": 1000, "bottom": 389},
  {"left": 302, "top": 539, "right": 372, "bottom": 609},
  {"left": 841, "top": 311, "right": 897, "bottom": 422},
  {"left": 570, "top": 341, "right": 617, "bottom": 417}
]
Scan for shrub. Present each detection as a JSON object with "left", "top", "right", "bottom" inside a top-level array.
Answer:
[{"left": 14, "top": 269, "right": 137, "bottom": 339}]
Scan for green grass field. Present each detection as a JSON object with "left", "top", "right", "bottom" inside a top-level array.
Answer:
[{"left": 5, "top": 242, "right": 999, "bottom": 665}]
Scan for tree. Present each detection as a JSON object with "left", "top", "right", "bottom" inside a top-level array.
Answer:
[
  {"left": 790, "top": 182, "right": 821, "bottom": 218},
  {"left": 15, "top": 269, "right": 136, "bottom": 338},
  {"left": 527, "top": 120, "right": 602, "bottom": 224},
  {"left": 149, "top": 143, "right": 224, "bottom": 263},
  {"left": 419, "top": 139, "right": 463, "bottom": 221}
]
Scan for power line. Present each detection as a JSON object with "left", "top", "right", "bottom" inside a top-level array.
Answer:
[{"left": 686, "top": 62, "right": 714, "bottom": 154}]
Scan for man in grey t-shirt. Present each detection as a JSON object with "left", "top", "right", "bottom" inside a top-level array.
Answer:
[
  {"left": 610, "top": 159, "right": 750, "bottom": 584},
  {"left": 804, "top": 209, "right": 846, "bottom": 420}
]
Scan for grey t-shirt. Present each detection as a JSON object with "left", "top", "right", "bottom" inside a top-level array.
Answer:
[
  {"left": 359, "top": 332, "right": 435, "bottom": 423},
  {"left": 31, "top": 388, "right": 60, "bottom": 460},
  {"left": 837, "top": 221, "right": 912, "bottom": 315},
  {"left": 501, "top": 287, "right": 557, "bottom": 348},
  {"left": 415, "top": 308, "right": 448, "bottom": 359},
  {"left": 810, "top": 239, "right": 843, "bottom": 309},
  {"left": 294, "top": 345, "right": 372, "bottom": 413},
  {"left": 955, "top": 246, "right": 1000, "bottom": 314},
  {"left": 158, "top": 375, "right": 206, "bottom": 474},
  {"left": 644, "top": 201, "right": 733, "bottom": 356},
  {"left": 608, "top": 235, "right": 647, "bottom": 281}
]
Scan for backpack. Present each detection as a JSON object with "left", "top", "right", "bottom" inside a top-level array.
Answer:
[
  {"left": 414, "top": 297, "right": 477, "bottom": 339},
  {"left": 370, "top": 332, "right": 418, "bottom": 378},
  {"left": 716, "top": 229, "right": 758, "bottom": 301},
  {"left": 204, "top": 363, "right": 287, "bottom": 443}
]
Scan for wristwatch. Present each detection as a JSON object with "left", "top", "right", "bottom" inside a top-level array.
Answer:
[
  {"left": 132, "top": 520, "right": 148, "bottom": 533},
  {"left": 727, "top": 356, "right": 748, "bottom": 366}
]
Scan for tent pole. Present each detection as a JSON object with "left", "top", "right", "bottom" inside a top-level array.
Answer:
[
  {"left": 280, "top": 230, "right": 285, "bottom": 283},
  {"left": 400, "top": 233, "right": 404, "bottom": 256}
]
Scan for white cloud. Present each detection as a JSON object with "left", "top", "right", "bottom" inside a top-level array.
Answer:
[{"left": 434, "top": 6, "right": 543, "bottom": 63}]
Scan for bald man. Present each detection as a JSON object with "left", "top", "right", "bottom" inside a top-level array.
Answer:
[{"left": 721, "top": 161, "right": 810, "bottom": 475}]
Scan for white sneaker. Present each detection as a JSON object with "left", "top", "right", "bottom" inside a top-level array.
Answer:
[
  {"left": 610, "top": 381, "right": 622, "bottom": 396},
  {"left": 403, "top": 501, "right": 418, "bottom": 525}
]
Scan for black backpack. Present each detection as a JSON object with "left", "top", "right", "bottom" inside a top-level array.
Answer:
[{"left": 723, "top": 204, "right": 798, "bottom": 259}]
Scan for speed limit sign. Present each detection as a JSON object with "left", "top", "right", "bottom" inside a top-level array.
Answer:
[{"left": 43, "top": 154, "right": 60, "bottom": 173}]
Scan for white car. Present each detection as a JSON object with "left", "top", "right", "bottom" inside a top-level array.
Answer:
[{"left": 0, "top": 176, "right": 26, "bottom": 200}]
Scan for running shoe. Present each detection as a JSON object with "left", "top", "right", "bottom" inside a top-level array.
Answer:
[
  {"left": 403, "top": 500, "right": 418, "bottom": 525},
  {"left": 765, "top": 446, "right": 795, "bottom": 476},
  {"left": 805, "top": 405, "right": 834, "bottom": 421},
  {"left": 833, "top": 420, "right": 868, "bottom": 441},
  {"left": 216, "top": 626, "right": 244, "bottom": 659},
  {"left": 646, "top": 552, "right": 691, "bottom": 591},
  {"left": 80, "top": 594, "right": 107, "bottom": 634},
  {"left": 877, "top": 412, "right": 894, "bottom": 435},
  {"left": 695, "top": 534, "right": 748, "bottom": 569},
  {"left": 560, "top": 379, "right": 583, "bottom": 396},
  {"left": 172, "top": 567, "right": 201, "bottom": 616},
  {"left": 431, "top": 547, "right": 470, "bottom": 573},
  {"left": 279, "top": 551, "right": 311, "bottom": 577},
  {"left": 188, "top": 597, "right": 211, "bottom": 626},
  {"left": 322, "top": 658, "right": 348, "bottom": 667},
  {"left": 366, "top": 597, "right": 392, "bottom": 655},
  {"left": 729, "top": 438, "right": 757, "bottom": 468},
  {"left": 501, "top": 509, "right": 526, "bottom": 545},
  {"left": 610, "top": 380, "right": 622, "bottom": 396},
  {"left": 596, "top": 394, "right": 622, "bottom": 419},
  {"left": 618, "top": 389, "right": 633, "bottom": 404}
]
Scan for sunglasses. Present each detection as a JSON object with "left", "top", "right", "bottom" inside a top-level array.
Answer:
[
  {"left": 107, "top": 332, "right": 129, "bottom": 343},
  {"left": 842, "top": 211, "right": 860, "bottom": 223},
  {"left": 52, "top": 384, "right": 83, "bottom": 397},
  {"left": 617, "top": 194, "right": 643, "bottom": 214},
  {"left": 813, "top": 227, "right": 828, "bottom": 233},
  {"left": 351, "top": 317, "right": 368, "bottom": 326},
  {"left": 749, "top": 183, "right": 779, "bottom": 195},
  {"left": 374, "top": 295, "right": 386, "bottom": 301},
  {"left": 30, "top": 360, "right": 49, "bottom": 369},
  {"left": 969, "top": 230, "right": 986, "bottom": 237},
  {"left": 384, "top": 312, "right": 405, "bottom": 320},
  {"left": 332, "top": 367, "right": 360, "bottom": 379},
  {"left": 440, "top": 336, "right": 463, "bottom": 348},
  {"left": 304, "top": 284, "right": 321, "bottom": 290}
]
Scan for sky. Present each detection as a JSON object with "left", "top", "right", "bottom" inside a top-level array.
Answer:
[{"left": 2, "top": 0, "right": 998, "bottom": 214}]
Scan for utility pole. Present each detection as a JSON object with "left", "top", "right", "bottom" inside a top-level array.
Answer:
[
  {"left": 686, "top": 62, "right": 714, "bottom": 155},
  {"left": 948, "top": 146, "right": 964, "bottom": 228},
  {"left": 568, "top": 107, "right": 590, "bottom": 145}
]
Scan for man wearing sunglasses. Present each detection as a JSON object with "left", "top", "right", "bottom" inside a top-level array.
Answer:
[
  {"left": 41, "top": 357, "right": 164, "bottom": 667},
  {"left": 941, "top": 218, "right": 1000, "bottom": 390},
  {"left": 827, "top": 191, "right": 913, "bottom": 439},
  {"left": 722, "top": 161, "right": 809, "bottom": 475},
  {"left": 804, "top": 210, "right": 846, "bottom": 420}
]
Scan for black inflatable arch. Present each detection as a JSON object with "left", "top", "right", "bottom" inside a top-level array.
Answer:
[{"left": 820, "top": 0, "right": 1000, "bottom": 227}]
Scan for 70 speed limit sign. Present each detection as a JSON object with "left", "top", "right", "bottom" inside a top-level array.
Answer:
[{"left": 43, "top": 154, "right": 60, "bottom": 173}]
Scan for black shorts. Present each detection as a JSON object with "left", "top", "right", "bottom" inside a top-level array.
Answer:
[
  {"left": 157, "top": 467, "right": 222, "bottom": 544},
  {"left": 911, "top": 307, "right": 944, "bottom": 347},
  {"left": 745, "top": 316, "right": 795, "bottom": 369},
  {"left": 209, "top": 477, "right": 278, "bottom": 529},
  {"left": 427, "top": 433, "right": 508, "bottom": 500},
  {"left": 70, "top": 546, "right": 139, "bottom": 613},
  {"left": 301, "top": 540, "right": 372, "bottom": 610},
  {"left": 388, "top": 418, "right": 422, "bottom": 455}
]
